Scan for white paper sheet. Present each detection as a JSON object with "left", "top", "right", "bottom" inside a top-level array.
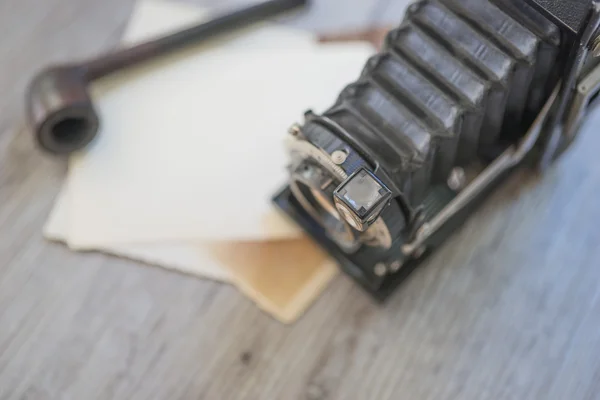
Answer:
[
  {"left": 65, "top": 0, "right": 374, "bottom": 248},
  {"left": 46, "top": 179, "right": 341, "bottom": 322},
  {"left": 46, "top": 182, "right": 232, "bottom": 281}
]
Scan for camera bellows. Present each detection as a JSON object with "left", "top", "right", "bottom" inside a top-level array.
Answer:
[
  {"left": 276, "top": 0, "right": 569, "bottom": 297},
  {"left": 322, "top": 0, "right": 556, "bottom": 211}
]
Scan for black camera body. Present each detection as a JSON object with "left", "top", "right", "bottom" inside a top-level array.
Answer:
[{"left": 275, "top": 0, "right": 600, "bottom": 299}]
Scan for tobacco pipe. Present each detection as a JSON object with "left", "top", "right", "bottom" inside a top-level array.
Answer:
[{"left": 26, "top": 0, "right": 308, "bottom": 154}]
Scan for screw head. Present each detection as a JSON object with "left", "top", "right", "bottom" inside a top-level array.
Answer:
[
  {"left": 288, "top": 123, "right": 301, "bottom": 136},
  {"left": 417, "top": 222, "right": 431, "bottom": 237},
  {"left": 593, "top": 39, "right": 600, "bottom": 58},
  {"left": 374, "top": 263, "right": 387, "bottom": 277},
  {"left": 331, "top": 149, "right": 348, "bottom": 165},
  {"left": 414, "top": 246, "right": 426, "bottom": 259},
  {"left": 447, "top": 167, "right": 466, "bottom": 191},
  {"left": 390, "top": 260, "right": 403, "bottom": 272}
]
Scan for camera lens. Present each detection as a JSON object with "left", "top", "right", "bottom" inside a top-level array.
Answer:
[
  {"left": 309, "top": 187, "right": 341, "bottom": 221},
  {"left": 290, "top": 161, "right": 359, "bottom": 252}
]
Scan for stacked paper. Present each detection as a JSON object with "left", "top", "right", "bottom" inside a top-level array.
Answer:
[{"left": 45, "top": 0, "right": 375, "bottom": 322}]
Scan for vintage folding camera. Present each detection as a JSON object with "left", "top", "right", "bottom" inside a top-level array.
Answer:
[{"left": 274, "top": 0, "right": 600, "bottom": 299}]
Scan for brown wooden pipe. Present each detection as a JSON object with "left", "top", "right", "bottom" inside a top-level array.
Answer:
[{"left": 26, "top": 0, "right": 308, "bottom": 154}]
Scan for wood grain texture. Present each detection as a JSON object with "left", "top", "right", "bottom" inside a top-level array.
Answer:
[{"left": 2, "top": 0, "right": 600, "bottom": 399}]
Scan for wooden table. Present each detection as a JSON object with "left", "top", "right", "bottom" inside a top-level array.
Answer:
[{"left": 2, "top": 0, "right": 600, "bottom": 398}]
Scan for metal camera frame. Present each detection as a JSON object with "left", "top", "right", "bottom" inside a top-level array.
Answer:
[{"left": 275, "top": 0, "right": 600, "bottom": 299}]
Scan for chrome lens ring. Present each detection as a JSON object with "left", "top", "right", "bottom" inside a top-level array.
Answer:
[
  {"left": 290, "top": 161, "right": 360, "bottom": 252},
  {"left": 285, "top": 133, "right": 392, "bottom": 250}
]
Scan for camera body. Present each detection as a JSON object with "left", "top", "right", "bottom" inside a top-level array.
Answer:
[{"left": 275, "top": 0, "right": 600, "bottom": 299}]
